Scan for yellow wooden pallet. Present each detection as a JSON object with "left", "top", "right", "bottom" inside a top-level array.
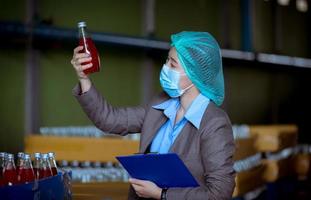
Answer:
[
  {"left": 293, "top": 154, "right": 311, "bottom": 180},
  {"left": 72, "top": 182, "right": 129, "bottom": 200},
  {"left": 234, "top": 137, "right": 257, "bottom": 161},
  {"left": 262, "top": 157, "right": 295, "bottom": 182},
  {"left": 25, "top": 135, "right": 139, "bottom": 163},
  {"left": 249, "top": 125, "right": 298, "bottom": 152},
  {"left": 232, "top": 165, "right": 265, "bottom": 197}
]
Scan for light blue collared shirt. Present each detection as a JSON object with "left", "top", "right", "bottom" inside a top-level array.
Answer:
[{"left": 150, "top": 94, "right": 210, "bottom": 154}]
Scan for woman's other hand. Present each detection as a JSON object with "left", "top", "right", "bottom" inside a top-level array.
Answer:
[{"left": 129, "top": 178, "right": 162, "bottom": 199}]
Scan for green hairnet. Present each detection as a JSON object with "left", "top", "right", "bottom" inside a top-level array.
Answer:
[{"left": 171, "top": 31, "right": 224, "bottom": 106}]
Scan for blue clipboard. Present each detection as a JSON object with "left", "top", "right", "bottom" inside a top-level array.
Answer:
[{"left": 116, "top": 153, "right": 199, "bottom": 188}]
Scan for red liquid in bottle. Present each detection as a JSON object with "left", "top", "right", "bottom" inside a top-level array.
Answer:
[
  {"left": 0, "top": 167, "right": 4, "bottom": 186},
  {"left": 3, "top": 168, "right": 17, "bottom": 186},
  {"left": 51, "top": 167, "right": 58, "bottom": 176},
  {"left": 39, "top": 168, "right": 52, "bottom": 179},
  {"left": 19, "top": 168, "right": 35, "bottom": 183},
  {"left": 78, "top": 37, "right": 100, "bottom": 74}
]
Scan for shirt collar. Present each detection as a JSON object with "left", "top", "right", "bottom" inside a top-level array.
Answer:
[
  {"left": 152, "top": 98, "right": 180, "bottom": 120},
  {"left": 184, "top": 94, "right": 210, "bottom": 129},
  {"left": 152, "top": 94, "right": 210, "bottom": 129}
]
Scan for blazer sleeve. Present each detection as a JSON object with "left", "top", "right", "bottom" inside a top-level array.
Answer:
[
  {"left": 72, "top": 83, "right": 145, "bottom": 135},
  {"left": 166, "top": 115, "right": 236, "bottom": 200}
]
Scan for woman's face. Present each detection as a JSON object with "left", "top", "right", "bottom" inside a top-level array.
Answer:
[{"left": 165, "top": 48, "right": 192, "bottom": 89}]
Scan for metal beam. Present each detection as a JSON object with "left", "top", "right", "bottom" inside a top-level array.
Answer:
[
  {"left": 0, "top": 21, "right": 310, "bottom": 68},
  {"left": 141, "top": 0, "right": 156, "bottom": 104},
  {"left": 241, "top": 0, "right": 253, "bottom": 51},
  {"left": 25, "top": 0, "right": 40, "bottom": 134}
]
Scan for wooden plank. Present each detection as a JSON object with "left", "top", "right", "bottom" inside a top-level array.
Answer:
[
  {"left": 249, "top": 125, "right": 298, "bottom": 152},
  {"left": 234, "top": 137, "right": 257, "bottom": 161},
  {"left": 249, "top": 124, "right": 298, "bottom": 135},
  {"left": 262, "top": 158, "right": 295, "bottom": 182},
  {"left": 293, "top": 154, "right": 311, "bottom": 180},
  {"left": 72, "top": 182, "right": 129, "bottom": 200},
  {"left": 25, "top": 135, "right": 139, "bottom": 163},
  {"left": 232, "top": 165, "right": 265, "bottom": 197}
]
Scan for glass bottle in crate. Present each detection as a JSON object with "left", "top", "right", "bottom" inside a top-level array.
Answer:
[
  {"left": 39, "top": 154, "right": 53, "bottom": 179},
  {"left": 48, "top": 152, "right": 58, "bottom": 176},
  {"left": 77, "top": 21, "right": 100, "bottom": 74},
  {"left": 3, "top": 154, "right": 17, "bottom": 186},
  {"left": 0, "top": 152, "right": 7, "bottom": 186},
  {"left": 16, "top": 152, "right": 25, "bottom": 183},
  {"left": 19, "top": 154, "right": 35, "bottom": 184},
  {"left": 16, "top": 152, "right": 25, "bottom": 173},
  {"left": 33, "top": 152, "right": 41, "bottom": 180}
]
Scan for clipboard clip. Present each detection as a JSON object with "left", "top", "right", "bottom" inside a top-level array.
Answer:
[{"left": 134, "top": 152, "right": 158, "bottom": 155}]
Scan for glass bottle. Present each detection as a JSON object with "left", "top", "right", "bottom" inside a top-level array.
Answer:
[
  {"left": 33, "top": 153, "right": 41, "bottom": 180},
  {"left": 0, "top": 152, "right": 7, "bottom": 186},
  {"left": 3, "top": 154, "right": 17, "bottom": 186},
  {"left": 16, "top": 152, "right": 25, "bottom": 173},
  {"left": 39, "top": 154, "right": 53, "bottom": 179},
  {"left": 78, "top": 21, "right": 100, "bottom": 74},
  {"left": 19, "top": 154, "right": 35, "bottom": 184},
  {"left": 48, "top": 152, "right": 58, "bottom": 176}
]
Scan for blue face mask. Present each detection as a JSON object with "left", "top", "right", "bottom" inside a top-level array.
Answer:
[{"left": 160, "top": 64, "right": 193, "bottom": 98}]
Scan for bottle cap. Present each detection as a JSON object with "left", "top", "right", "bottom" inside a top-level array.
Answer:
[
  {"left": 78, "top": 21, "right": 87, "bottom": 28},
  {"left": 17, "top": 152, "right": 25, "bottom": 158},
  {"left": 42, "top": 154, "right": 48, "bottom": 159},
  {"left": 0, "top": 152, "right": 6, "bottom": 157},
  {"left": 7, "top": 154, "right": 14, "bottom": 159},
  {"left": 48, "top": 152, "right": 55, "bottom": 158},
  {"left": 34, "top": 152, "right": 41, "bottom": 158},
  {"left": 61, "top": 160, "right": 68, "bottom": 167},
  {"left": 24, "top": 154, "right": 31, "bottom": 160},
  {"left": 71, "top": 160, "right": 79, "bottom": 167}
]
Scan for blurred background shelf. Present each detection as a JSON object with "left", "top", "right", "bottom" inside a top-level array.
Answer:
[
  {"left": 25, "top": 135, "right": 139, "bottom": 163},
  {"left": 72, "top": 182, "right": 129, "bottom": 200},
  {"left": 250, "top": 124, "right": 298, "bottom": 152}
]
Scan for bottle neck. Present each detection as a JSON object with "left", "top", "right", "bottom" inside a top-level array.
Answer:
[
  {"left": 49, "top": 157, "right": 57, "bottom": 168},
  {"left": 0, "top": 157, "right": 5, "bottom": 167},
  {"left": 17, "top": 158, "right": 25, "bottom": 167},
  {"left": 41, "top": 158, "right": 51, "bottom": 169},
  {"left": 5, "top": 158, "right": 16, "bottom": 170},
  {"left": 79, "top": 26, "right": 89, "bottom": 39},
  {"left": 34, "top": 158, "right": 41, "bottom": 168}
]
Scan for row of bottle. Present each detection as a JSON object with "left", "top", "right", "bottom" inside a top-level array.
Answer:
[
  {"left": 59, "top": 160, "right": 129, "bottom": 183},
  {"left": 39, "top": 126, "right": 140, "bottom": 140},
  {"left": 0, "top": 152, "right": 58, "bottom": 186}
]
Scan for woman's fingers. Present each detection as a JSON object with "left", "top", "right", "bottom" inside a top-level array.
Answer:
[
  {"left": 73, "top": 46, "right": 83, "bottom": 53},
  {"left": 71, "top": 56, "right": 92, "bottom": 69},
  {"left": 77, "top": 57, "right": 92, "bottom": 64},
  {"left": 129, "top": 178, "right": 141, "bottom": 185},
  {"left": 74, "top": 53, "right": 90, "bottom": 60},
  {"left": 81, "top": 63, "right": 93, "bottom": 70}
]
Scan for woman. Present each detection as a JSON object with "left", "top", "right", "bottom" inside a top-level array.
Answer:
[{"left": 71, "top": 31, "right": 235, "bottom": 200}]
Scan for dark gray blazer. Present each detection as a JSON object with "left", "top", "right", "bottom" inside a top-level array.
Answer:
[{"left": 73, "top": 84, "right": 235, "bottom": 200}]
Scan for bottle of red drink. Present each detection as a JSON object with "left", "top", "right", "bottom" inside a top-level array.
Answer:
[
  {"left": 3, "top": 154, "right": 17, "bottom": 186},
  {"left": 18, "top": 154, "right": 35, "bottom": 184},
  {"left": 0, "top": 152, "right": 7, "bottom": 186},
  {"left": 47, "top": 152, "right": 58, "bottom": 176},
  {"left": 39, "top": 154, "right": 53, "bottom": 179},
  {"left": 16, "top": 152, "right": 25, "bottom": 173},
  {"left": 33, "top": 153, "right": 41, "bottom": 180},
  {"left": 16, "top": 152, "right": 25, "bottom": 183},
  {"left": 77, "top": 21, "right": 100, "bottom": 74}
]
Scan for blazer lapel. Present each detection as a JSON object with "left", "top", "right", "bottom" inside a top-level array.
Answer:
[
  {"left": 140, "top": 110, "right": 167, "bottom": 153},
  {"left": 168, "top": 122, "right": 195, "bottom": 153}
]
